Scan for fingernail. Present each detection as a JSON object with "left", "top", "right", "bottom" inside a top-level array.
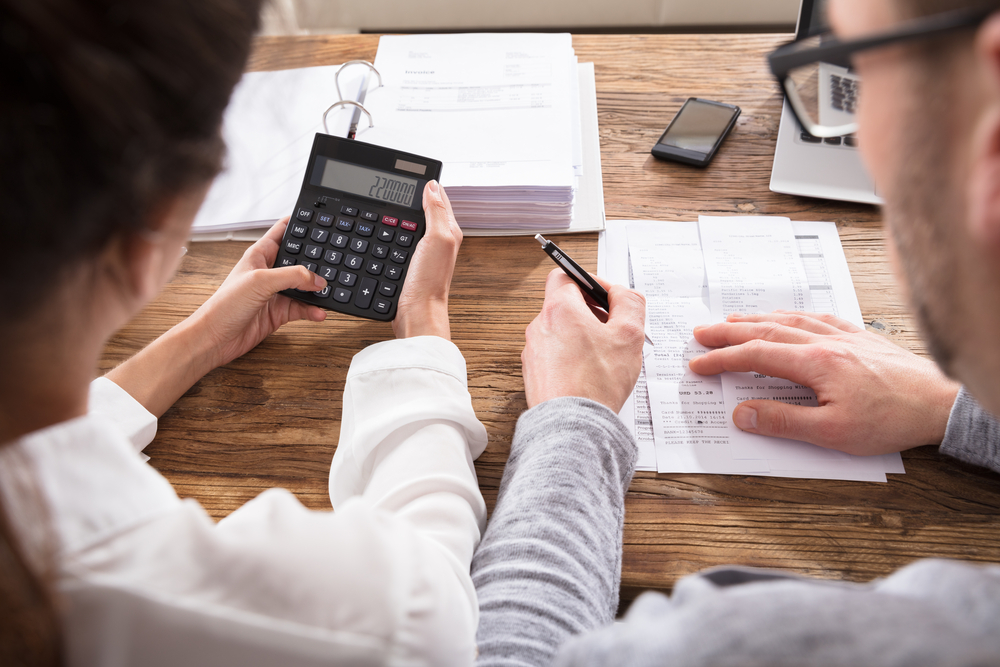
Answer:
[
  {"left": 428, "top": 180, "right": 440, "bottom": 195},
  {"left": 693, "top": 324, "right": 706, "bottom": 333},
  {"left": 734, "top": 406, "right": 757, "bottom": 431},
  {"left": 729, "top": 312, "right": 744, "bottom": 320},
  {"left": 313, "top": 274, "right": 326, "bottom": 289}
]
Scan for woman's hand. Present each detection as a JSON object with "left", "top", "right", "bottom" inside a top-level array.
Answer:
[
  {"left": 107, "top": 217, "right": 327, "bottom": 417},
  {"left": 190, "top": 216, "right": 328, "bottom": 370},
  {"left": 392, "top": 180, "right": 463, "bottom": 340}
]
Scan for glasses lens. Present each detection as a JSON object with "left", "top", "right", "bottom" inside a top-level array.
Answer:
[{"left": 783, "top": 35, "right": 860, "bottom": 137}]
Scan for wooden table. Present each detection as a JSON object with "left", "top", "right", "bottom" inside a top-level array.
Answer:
[{"left": 101, "top": 34, "right": 1000, "bottom": 608}]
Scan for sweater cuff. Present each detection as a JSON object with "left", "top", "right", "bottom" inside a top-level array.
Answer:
[
  {"left": 514, "top": 397, "right": 638, "bottom": 489},
  {"left": 940, "top": 386, "right": 1000, "bottom": 473}
]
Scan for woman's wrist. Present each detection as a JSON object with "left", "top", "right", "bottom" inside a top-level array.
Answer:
[{"left": 392, "top": 299, "right": 451, "bottom": 340}]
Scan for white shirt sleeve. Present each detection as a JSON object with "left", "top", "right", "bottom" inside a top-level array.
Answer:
[
  {"left": 88, "top": 376, "right": 157, "bottom": 451},
  {"left": 16, "top": 336, "right": 490, "bottom": 666}
]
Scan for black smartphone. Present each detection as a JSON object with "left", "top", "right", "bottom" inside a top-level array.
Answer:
[{"left": 651, "top": 98, "right": 741, "bottom": 167}]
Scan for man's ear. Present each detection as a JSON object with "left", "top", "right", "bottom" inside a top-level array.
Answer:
[{"left": 968, "top": 13, "right": 1000, "bottom": 249}]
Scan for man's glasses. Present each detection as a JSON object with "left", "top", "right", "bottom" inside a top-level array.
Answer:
[{"left": 768, "top": 5, "right": 998, "bottom": 138}]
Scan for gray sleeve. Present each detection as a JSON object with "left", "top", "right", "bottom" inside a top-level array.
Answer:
[
  {"left": 553, "top": 559, "right": 1000, "bottom": 667},
  {"left": 471, "top": 397, "right": 637, "bottom": 667},
  {"left": 940, "top": 386, "right": 1000, "bottom": 473}
]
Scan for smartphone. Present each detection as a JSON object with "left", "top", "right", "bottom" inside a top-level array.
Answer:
[{"left": 651, "top": 98, "right": 741, "bottom": 167}]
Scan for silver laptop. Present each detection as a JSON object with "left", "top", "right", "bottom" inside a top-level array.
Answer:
[{"left": 769, "top": 0, "right": 881, "bottom": 205}]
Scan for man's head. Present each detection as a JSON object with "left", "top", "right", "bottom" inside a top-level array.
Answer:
[{"left": 829, "top": 0, "right": 1000, "bottom": 414}]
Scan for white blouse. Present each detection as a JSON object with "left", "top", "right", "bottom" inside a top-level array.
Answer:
[{"left": 0, "top": 336, "right": 488, "bottom": 667}]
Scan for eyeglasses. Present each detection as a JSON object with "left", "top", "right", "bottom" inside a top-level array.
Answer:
[{"left": 768, "top": 5, "right": 998, "bottom": 138}]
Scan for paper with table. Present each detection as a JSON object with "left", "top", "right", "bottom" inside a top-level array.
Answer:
[
  {"left": 192, "top": 33, "right": 604, "bottom": 240},
  {"left": 599, "top": 216, "right": 905, "bottom": 482}
]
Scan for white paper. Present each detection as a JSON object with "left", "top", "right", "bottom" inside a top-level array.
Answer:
[
  {"left": 600, "top": 218, "right": 903, "bottom": 482},
  {"left": 193, "top": 65, "right": 362, "bottom": 233}
]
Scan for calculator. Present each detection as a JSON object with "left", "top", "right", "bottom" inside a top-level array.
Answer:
[{"left": 272, "top": 134, "right": 442, "bottom": 322}]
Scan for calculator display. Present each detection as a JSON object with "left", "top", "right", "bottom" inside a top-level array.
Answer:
[{"left": 312, "top": 157, "right": 420, "bottom": 209}]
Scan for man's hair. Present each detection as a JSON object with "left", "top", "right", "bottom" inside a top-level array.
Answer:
[
  {"left": 0, "top": 0, "right": 263, "bottom": 318},
  {"left": 0, "top": 1, "right": 263, "bottom": 663}
]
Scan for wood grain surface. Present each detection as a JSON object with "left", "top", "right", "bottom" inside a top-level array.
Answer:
[{"left": 100, "top": 34, "right": 1000, "bottom": 607}]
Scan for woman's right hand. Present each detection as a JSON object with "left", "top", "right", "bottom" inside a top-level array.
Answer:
[{"left": 392, "top": 180, "right": 463, "bottom": 340}]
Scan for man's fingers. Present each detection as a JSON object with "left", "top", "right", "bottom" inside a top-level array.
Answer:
[
  {"left": 606, "top": 284, "right": 646, "bottom": 328},
  {"left": 725, "top": 311, "right": 849, "bottom": 335},
  {"left": 693, "top": 320, "right": 817, "bottom": 348},
  {"left": 688, "top": 339, "right": 815, "bottom": 386},
  {"left": 732, "top": 400, "right": 836, "bottom": 448},
  {"left": 542, "top": 268, "right": 581, "bottom": 301}
]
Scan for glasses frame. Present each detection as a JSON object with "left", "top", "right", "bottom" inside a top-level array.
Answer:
[{"left": 768, "top": 5, "right": 998, "bottom": 137}]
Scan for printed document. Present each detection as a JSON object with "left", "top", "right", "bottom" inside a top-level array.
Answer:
[{"left": 600, "top": 218, "right": 905, "bottom": 482}]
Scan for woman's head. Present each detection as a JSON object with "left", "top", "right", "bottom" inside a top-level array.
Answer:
[
  {"left": 0, "top": 1, "right": 263, "bottom": 663},
  {"left": 0, "top": 0, "right": 263, "bottom": 321}
]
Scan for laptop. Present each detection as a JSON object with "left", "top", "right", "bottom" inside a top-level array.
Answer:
[{"left": 769, "top": 0, "right": 882, "bottom": 205}]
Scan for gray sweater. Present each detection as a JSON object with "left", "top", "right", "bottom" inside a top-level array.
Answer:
[{"left": 471, "top": 389, "right": 1000, "bottom": 666}]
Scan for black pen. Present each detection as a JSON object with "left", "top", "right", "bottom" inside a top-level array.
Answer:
[{"left": 535, "top": 234, "right": 653, "bottom": 346}]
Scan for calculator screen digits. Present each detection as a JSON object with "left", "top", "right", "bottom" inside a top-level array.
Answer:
[{"left": 313, "top": 157, "right": 421, "bottom": 209}]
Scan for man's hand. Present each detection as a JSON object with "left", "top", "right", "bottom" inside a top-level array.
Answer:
[
  {"left": 521, "top": 269, "right": 646, "bottom": 412},
  {"left": 688, "top": 311, "right": 961, "bottom": 455},
  {"left": 392, "top": 180, "right": 462, "bottom": 340}
]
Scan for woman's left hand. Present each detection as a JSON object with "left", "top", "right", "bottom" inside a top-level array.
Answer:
[{"left": 190, "top": 216, "right": 328, "bottom": 369}]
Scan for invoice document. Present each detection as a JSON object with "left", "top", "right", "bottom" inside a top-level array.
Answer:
[{"left": 599, "top": 217, "right": 905, "bottom": 482}]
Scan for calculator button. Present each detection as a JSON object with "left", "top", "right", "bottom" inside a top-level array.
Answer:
[
  {"left": 331, "top": 234, "right": 349, "bottom": 249},
  {"left": 372, "top": 244, "right": 389, "bottom": 259},
  {"left": 300, "top": 261, "right": 317, "bottom": 273},
  {"left": 385, "top": 265, "right": 402, "bottom": 280},
  {"left": 314, "top": 285, "right": 332, "bottom": 298},
  {"left": 379, "top": 282, "right": 397, "bottom": 297},
  {"left": 333, "top": 287, "right": 352, "bottom": 303},
  {"left": 389, "top": 248, "right": 408, "bottom": 264},
  {"left": 278, "top": 257, "right": 296, "bottom": 267},
  {"left": 400, "top": 220, "right": 418, "bottom": 232},
  {"left": 296, "top": 208, "right": 313, "bottom": 222},
  {"left": 373, "top": 298, "right": 391, "bottom": 315},
  {"left": 396, "top": 232, "right": 413, "bottom": 247},
  {"left": 290, "top": 222, "right": 308, "bottom": 238},
  {"left": 340, "top": 205, "right": 358, "bottom": 216},
  {"left": 356, "top": 222, "right": 375, "bottom": 237},
  {"left": 360, "top": 210, "right": 379, "bottom": 222},
  {"left": 338, "top": 271, "right": 357, "bottom": 287},
  {"left": 310, "top": 228, "right": 329, "bottom": 243},
  {"left": 355, "top": 277, "right": 378, "bottom": 309},
  {"left": 366, "top": 260, "right": 384, "bottom": 276},
  {"left": 324, "top": 250, "right": 343, "bottom": 265},
  {"left": 305, "top": 244, "right": 322, "bottom": 259},
  {"left": 318, "top": 265, "right": 337, "bottom": 281},
  {"left": 377, "top": 227, "right": 395, "bottom": 243},
  {"left": 345, "top": 254, "right": 363, "bottom": 270},
  {"left": 350, "top": 238, "right": 369, "bottom": 254},
  {"left": 382, "top": 216, "right": 399, "bottom": 227},
  {"left": 336, "top": 218, "right": 355, "bottom": 232},
  {"left": 317, "top": 213, "right": 335, "bottom": 227},
  {"left": 284, "top": 240, "right": 303, "bottom": 254}
]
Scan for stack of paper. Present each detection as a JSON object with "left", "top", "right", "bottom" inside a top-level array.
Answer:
[
  {"left": 600, "top": 216, "right": 905, "bottom": 483},
  {"left": 355, "top": 33, "right": 590, "bottom": 234},
  {"left": 191, "top": 33, "right": 604, "bottom": 240}
]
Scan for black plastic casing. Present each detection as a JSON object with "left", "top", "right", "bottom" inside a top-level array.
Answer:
[
  {"left": 650, "top": 98, "right": 741, "bottom": 167},
  {"left": 272, "top": 134, "right": 442, "bottom": 322}
]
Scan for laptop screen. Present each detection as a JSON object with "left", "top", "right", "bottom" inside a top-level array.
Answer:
[{"left": 797, "top": 0, "right": 830, "bottom": 38}]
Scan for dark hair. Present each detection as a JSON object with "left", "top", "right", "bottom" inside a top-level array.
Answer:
[
  {"left": 0, "top": 0, "right": 263, "bottom": 319},
  {"left": 0, "top": 0, "right": 263, "bottom": 663}
]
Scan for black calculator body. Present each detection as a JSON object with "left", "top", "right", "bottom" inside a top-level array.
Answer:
[{"left": 272, "top": 134, "right": 442, "bottom": 322}]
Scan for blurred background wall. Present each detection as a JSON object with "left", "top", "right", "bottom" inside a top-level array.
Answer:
[{"left": 260, "top": 0, "right": 798, "bottom": 34}]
